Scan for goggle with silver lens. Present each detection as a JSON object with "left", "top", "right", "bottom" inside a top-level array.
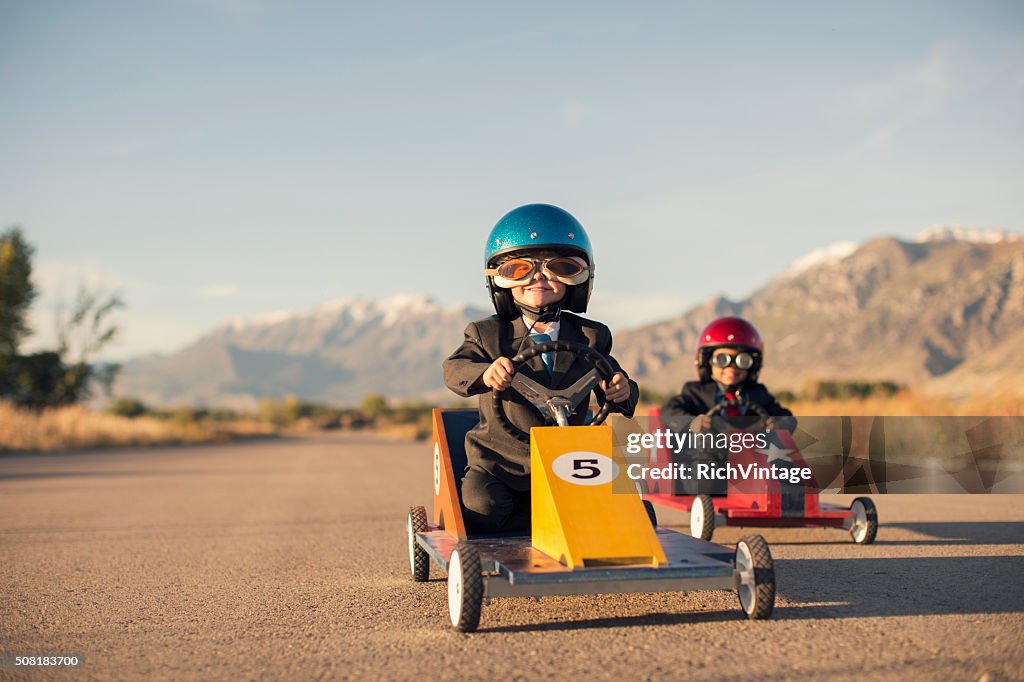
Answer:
[
  {"left": 711, "top": 351, "right": 755, "bottom": 370},
  {"left": 485, "top": 256, "right": 590, "bottom": 288}
]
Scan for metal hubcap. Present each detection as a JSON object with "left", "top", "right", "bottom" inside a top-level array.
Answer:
[
  {"left": 851, "top": 501, "right": 868, "bottom": 542},
  {"left": 735, "top": 542, "right": 755, "bottom": 614}
]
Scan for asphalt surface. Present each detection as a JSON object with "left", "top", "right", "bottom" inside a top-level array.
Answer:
[{"left": 1, "top": 432, "right": 1022, "bottom": 681}]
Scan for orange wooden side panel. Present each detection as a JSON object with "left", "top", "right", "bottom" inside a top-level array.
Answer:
[{"left": 431, "top": 408, "right": 468, "bottom": 540}]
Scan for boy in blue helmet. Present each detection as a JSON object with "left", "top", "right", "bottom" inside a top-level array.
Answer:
[{"left": 443, "top": 204, "right": 640, "bottom": 534}]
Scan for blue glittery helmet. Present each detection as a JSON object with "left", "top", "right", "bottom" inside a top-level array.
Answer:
[{"left": 484, "top": 204, "right": 595, "bottom": 320}]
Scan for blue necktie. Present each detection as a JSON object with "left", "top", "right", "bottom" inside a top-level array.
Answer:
[{"left": 529, "top": 333, "right": 554, "bottom": 376}]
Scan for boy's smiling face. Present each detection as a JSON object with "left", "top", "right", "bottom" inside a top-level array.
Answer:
[
  {"left": 503, "top": 249, "right": 569, "bottom": 310},
  {"left": 511, "top": 273, "right": 567, "bottom": 309},
  {"left": 710, "top": 347, "right": 748, "bottom": 387}
]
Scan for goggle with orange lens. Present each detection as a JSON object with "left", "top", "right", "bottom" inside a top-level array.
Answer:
[{"left": 485, "top": 256, "right": 590, "bottom": 288}]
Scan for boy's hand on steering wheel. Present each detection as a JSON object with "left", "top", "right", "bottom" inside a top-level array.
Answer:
[
  {"left": 482, "top": 357, "right": 515, "bottom": 391},
  {"left": 690, "top": 414, "right": 712, "bottom": 433},
  {"left": 600, "top": 372, "right": 630, "bottom": 403}
]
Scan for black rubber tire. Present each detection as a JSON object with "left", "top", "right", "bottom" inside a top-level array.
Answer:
[
  {"left": 736, "top": 534, "right": 775, "bottom": 620},
  {"left": 643, "top": 500, "right": 658, "bottom": 528},
  {"left": 849, "top": 497, "right": 879, "bottom": 545},
  {"left": 408, "top": 506, "right": 430, "bottom": 582},
  {"left": 691, "top": 494, "right": 716, "bottom": 541},
  {"left": 448, "top": 542, "right": 483, "bottom": 632}
]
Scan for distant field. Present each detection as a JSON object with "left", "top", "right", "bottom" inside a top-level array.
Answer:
[
  {"left": 786, "top": 391, "right": 1023, "bottom": 417},
  {"left": 0, "top": 403, "right": 273, "bottom": 453},
  {"left": 3, "top": 391, "right": 1020, "bottom": 453},
  {"left": 639, "top": 390, "right": 1023, "bottom": 418}
]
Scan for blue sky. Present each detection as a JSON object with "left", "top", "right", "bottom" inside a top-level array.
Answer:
[{"left": 2, "top": 1, "right": 1022, "bottom": 358}]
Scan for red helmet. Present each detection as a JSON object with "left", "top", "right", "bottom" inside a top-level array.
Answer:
[{"left": 694, "top": 317, "right": 764, "bottom": 382}]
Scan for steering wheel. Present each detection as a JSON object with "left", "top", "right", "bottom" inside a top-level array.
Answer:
[
  {"left": 492, "top": 340, "right": 616, "bottom": 443},
  {"left": 707, "top": 395, "right": 775, "bottom": 431}
]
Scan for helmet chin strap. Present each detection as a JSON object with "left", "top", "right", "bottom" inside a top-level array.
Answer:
[{"left": 515, "top": 300, "right": 562, "bottom": 323}]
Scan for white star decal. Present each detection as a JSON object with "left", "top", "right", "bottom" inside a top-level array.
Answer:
[{"left": 757, "top": 442, "right": 794, "bottom": 463}]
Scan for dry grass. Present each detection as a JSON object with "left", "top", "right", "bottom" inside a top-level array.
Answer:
[
  {"left": 0, "top": 402, "right": 274, "bottom": 453},
  {"left": 787, "top": 390, "right": 1024, "bottom": 417},
  {"left": 374, "top": 422, "right": 431, "bottom": 441},
  {"left": 639, "top": 390, "right": 1024, "bottom": 418},
  {"left": 5, "top": 389, "right": 1017, "bottom": 453}
]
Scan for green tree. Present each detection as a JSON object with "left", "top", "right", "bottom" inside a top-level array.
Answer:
[
  {"left": 0, "top": 227, "right": 37, "bottom": 357},
  {"left": 360, "top": 393, "right": 389, "bottom": 419},
  {"left": 258, "top": 395, "right": 308, "bottom": 428},
  {"left": 56, "top": 284, "right": 125, "bottom": 365},
  {"left": 38, "top": 283, "right": 126, "bottom": 405},
  {"left": 3, "top": 352, "right": 79, "bottom": 408},
  {"left": 0, "top": 229, "right": 125, "bottom": 408},
  {"left": 108, "top": 397, "right": 149, "bottom": 418}
]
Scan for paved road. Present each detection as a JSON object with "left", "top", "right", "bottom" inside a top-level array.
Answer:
[{"left": 2, "top": 433, "right": 1022, "bottom": 681}]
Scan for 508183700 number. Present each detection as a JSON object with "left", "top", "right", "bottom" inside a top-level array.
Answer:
[{"left": 0, "top": 653, "right": 84, "bottom": 668}]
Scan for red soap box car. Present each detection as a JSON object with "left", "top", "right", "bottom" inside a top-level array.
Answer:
[{"left": 643, "top": 405, "right": 878, "bottom": 544}]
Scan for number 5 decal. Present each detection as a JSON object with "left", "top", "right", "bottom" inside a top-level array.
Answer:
[
  {"left": 573, "top": 458, "right": 600, "bottom": 479},
  {"left": 552, "top": 451, "right": 619, "bottom": 486}
]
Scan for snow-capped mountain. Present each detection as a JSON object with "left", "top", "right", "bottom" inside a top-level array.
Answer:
[
  {"left": 117, "top": 295, "right": 489, "bottom": 408},
  {"left": 781, "top": 241, "right": 858, "bottom": 278},
  {"left": 914, "top": 224, "right": 1023, "bottom": 244},
  {"left": 614, "top": 231, "right": 1024, "bottom": 397},
  {"left": 119, "top": 228, "right": 1024, "bottom": 406}
]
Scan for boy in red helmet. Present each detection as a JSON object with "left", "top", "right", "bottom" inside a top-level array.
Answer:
[{"left": 662, "top": 316, "right": 795, "bottom": 433}]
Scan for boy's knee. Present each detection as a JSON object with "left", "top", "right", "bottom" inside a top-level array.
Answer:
[{"left": 460, "top": 468, "right": 518, "bottom": 533}]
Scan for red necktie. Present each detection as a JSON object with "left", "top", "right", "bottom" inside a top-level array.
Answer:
[{"left": 725, "top": 391, "right": 740, "bottom": 416}]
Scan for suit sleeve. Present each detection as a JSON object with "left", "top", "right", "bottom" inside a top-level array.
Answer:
[
  {"left": 442, "top": 322, "right": 494, "bottom": 398},
  {"left": 598, "top": 328, "right": 639, "bottom": 417},
  {"left": 660, "top": 385, "right": 704, "bottom": 431}
]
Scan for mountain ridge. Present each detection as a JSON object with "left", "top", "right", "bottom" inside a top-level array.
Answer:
[
  {"left": 614, "top": 233, "right": 1024, "bottom": 396},
  {"left": 118, "top": 228, "right": 1024, "bottom": 406},
  {"left": 118, "top": 295, "right": 490, "bottom": 408}
]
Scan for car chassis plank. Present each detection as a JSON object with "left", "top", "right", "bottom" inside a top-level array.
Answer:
[{"left": 416, "top": 528, "right": 738, "bottom": 598}]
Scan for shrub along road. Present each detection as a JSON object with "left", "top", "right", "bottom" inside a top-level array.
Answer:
[{"left": 1, "top": 433, "right": 1022, "bottom": 680}]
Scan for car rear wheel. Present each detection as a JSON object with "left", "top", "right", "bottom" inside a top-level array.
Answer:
[
  {"left": 849, "top": 497, "right": 878, "bottom": 544},
  {"left": 690, "top": 494, "right": 715, "bottom": 541},
  {"left": 407, "top": 506, "right": 430, "bottom": 582}
]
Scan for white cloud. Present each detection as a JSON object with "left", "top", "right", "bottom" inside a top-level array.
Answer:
[
  {"left": 845, "top": 44, "right": 958, "bottom": 155},
  {"left": 834, "top": 41, "right": 1020, "bottom": 156},
  {"left": 838, "top": 42, "right": 959, "bottom": 120},
  {"left": 198, "top": 283, "right": 238, "bottom": 298},
  {"left": 31, "top": 258, "right": 121, "bottom": 295}
]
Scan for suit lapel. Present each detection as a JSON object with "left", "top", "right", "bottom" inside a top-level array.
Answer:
[
  {"left": 702, "top": 382, "right": 720, "bottom": 411},
  {"left": 507, "top": 316, "right": 528, "bottom": 354},
  {"left": 550, "top": 314, "right": 584, "bottom": 389},
  {"left": 511, "top": 316, "right": 549, "bottom": 377}
]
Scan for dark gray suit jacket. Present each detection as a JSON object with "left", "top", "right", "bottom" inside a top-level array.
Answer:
[
  {"left": 661, "top": 380, "right": 797, "bottom": 433},
  {"left": 443, "top": 312, "right": 639, "bottom": 490}
]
